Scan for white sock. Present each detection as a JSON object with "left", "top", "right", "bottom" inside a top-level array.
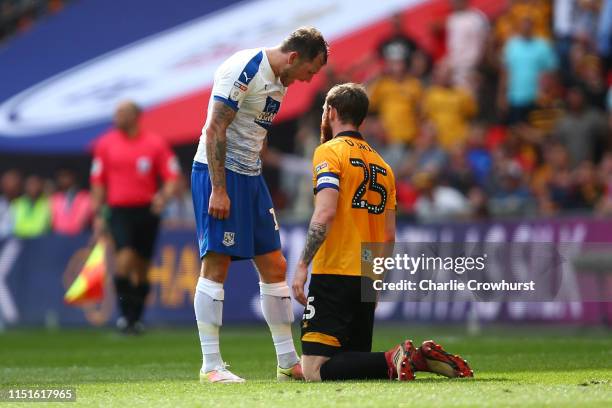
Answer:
[
  {"left": 260, "top": 281, "right": 299, "bottom": 369},
  {"left": 194, "top": 277, "right": 224, "bottom": 372}
]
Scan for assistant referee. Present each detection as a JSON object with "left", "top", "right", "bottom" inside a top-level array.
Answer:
[{"left": 91, "top": 100, "right": 179, "bottom": 334}]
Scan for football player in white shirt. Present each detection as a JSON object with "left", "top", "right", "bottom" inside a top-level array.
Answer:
[{"left": 191, "top": 27, "right": 328, "bottom": 383}]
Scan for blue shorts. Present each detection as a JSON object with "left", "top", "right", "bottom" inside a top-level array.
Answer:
[{"left": 191, "top": 161, "right": 281, "bottom": 260}]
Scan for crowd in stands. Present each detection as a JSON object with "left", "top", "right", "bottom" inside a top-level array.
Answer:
[
  {"left": 271, "top": 0, "right": 612, "bottom": 223},
  {"left": 0, "top": 0, "right": 70, "bottom": 43},
  {"left": 2, "top": 0, "right": 612, "bottom": 234},
  {"left": 0, "top": 168, "right": 194, "bottom": 239}
]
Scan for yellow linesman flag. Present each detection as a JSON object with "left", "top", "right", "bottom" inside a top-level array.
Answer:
[{"left": 64, "top": 241, "right": 106, "bottom": 305}]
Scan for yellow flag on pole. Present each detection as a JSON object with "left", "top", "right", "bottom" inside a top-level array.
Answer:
[{"left": 64, "top": 240, "right": 106, "bottom": 305}]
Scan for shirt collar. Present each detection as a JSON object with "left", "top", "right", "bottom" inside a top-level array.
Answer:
[
  {"left": 260, "top": 49, "right": 278, "bottom": 83},
  {"left": 336, "top": 130, "right": 364, "bottom": 140}
]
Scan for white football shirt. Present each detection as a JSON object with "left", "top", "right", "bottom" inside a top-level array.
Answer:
[{"left": 193, "top": 48, "right": 286, "bottom": 175}]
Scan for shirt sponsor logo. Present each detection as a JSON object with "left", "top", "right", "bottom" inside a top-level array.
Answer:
[
  {"left": 254, "top": 96, "right": 280, "bottom": 130},
  {"left": 233, "top": 81, "right": 248, "bottom": 91},
  {"left": 230, "top": 81, "right": 247, "bottom": 102},
  {"left": 315, "top": 161, "right": 328, "bottom": 173}
]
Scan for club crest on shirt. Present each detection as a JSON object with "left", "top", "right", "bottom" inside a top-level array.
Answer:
[
  {"left": 136, "top": 156, "right": 152, "bottom": 174},
  {"left": 222, "top": 231, "right": 235, "bottom": 247},
  {"left": 254, "top": 96, "right": 281, "bottom": 130}
]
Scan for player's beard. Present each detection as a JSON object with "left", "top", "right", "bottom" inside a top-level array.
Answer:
[
  {"left": 320, "top": 111, "right": 333, "bottom": 144},
  {"left": 279, "top": 64, "right": 298, "bottom": 87}
]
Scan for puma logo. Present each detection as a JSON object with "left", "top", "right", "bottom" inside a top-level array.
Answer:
[{"left": 242, "top": 72, "right": 250, "bottom": 82}]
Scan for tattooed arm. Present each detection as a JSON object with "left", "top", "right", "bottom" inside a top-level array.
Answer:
[
  {"left": 205, "top": 101, "right": 236, "bottom": 219},
  {"left": 292, "top": 188, "right": 339, "bottom": 305},
  {"left": 300, "top": 221, "right": 328, "bottom": 266}
]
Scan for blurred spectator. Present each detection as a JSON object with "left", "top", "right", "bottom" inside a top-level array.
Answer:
[
  {"left": 528, "top": 72, "right": 566, "bottom": 135},
  {"left": 50, "top": 168, "right": 92, "bottom": 235},
  {"left": 422, "top": 63, "right": 477, "bottom": 150},
  {"left": 496, "top": 0, "right": 552, "bottom": 45},
  {"left": 596, "top": 152, "right": 612, "bottom": 215},
  {"left": 363, "top": 114, "right": 407, "bottom": 174},
  {"left": 398, "top": 122, "right": 447, "bottom": 178},
  {"left": 349, "top": 13, "right": 431, "bottom": 84},
  {"left": 11, "top": 174, "right": 51, "bottom": 238},
  {"left": 564, "top": 40, "right": 609, "bottom": 110},
  {"left": 368, "top": 47, "right": 423, "bottom": 145},
  {"left": 553, "top": 0, "right": 573, "bottom": 39},
  {"left": 574, "top": 54, "right": 608, "bottom": 109},
  {"left": 413, "top": 172, "right": 470, "bottom": 223},
  {"left": 487, "top": 155, "right": 535, "bottom": 217},
  {"left": 473, "top": 36, "right": 501, "bottom": 123},
  {"left": 445, "top": 0, "right": 489, "bottom": 90},
  {"left": 553, "top": 0, "right": 574, "bottom": 72},
  {"left": 0, "top": 170, "right": 22, "bottom": 238},
  {"left": 162, "top": 173, "right": 195, "bottom": 228},
  {"left": 394, "top": 124, "right": 446, "bottom": 214},
  {"left": 554, "top": 86, "right": 608, "bottom": 166},
  {"left": 571, "top": 160, "right": 604, "bottom": 210},
  {"left": 569, "top": 0, "right": 601, "bottom": 48},
  {"left": 1, "top": 1, "right": 70, "bottom": 43},
  {"left": 1, "top": 172, "right": 17, "bottom": 239},
  {"left": 465, "top": 123, "right": 493, "bottom": 186},
  {"left": 378, "top": 12, "right": 420, "bottom": 71},
  {"left": 500, "top": 16, "right": 558, "bottom": 123},
  {"left": 441, "top": 145, "right": 477, "bottom": 195},
  {"left": 542, "top": 165, "right": 575, "bottom": 213},
  {"left": 1, "top": 169, "right": 23, "bottom": 202},
  {"left": 0, "top": 192, "right": 11, "bottom": 239},
  {"left": 552, "top": 0, "right": 605, "bottom": 51},
  {"left": 501, "top": 125, "right": 539, "bottom": 172},
  {"left": 467, "top": 186, "right": 490, "bottom": 219},
  {"left": 597, "top": 0, "right": 612, "bottom": 63},
  {"left": 532, "top": 143, "right": 575, "bottom": 214},
  {"left": 410, "top": 50, "right": 433, "bottom": 84}
]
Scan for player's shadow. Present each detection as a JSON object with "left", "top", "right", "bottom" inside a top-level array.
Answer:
[
  {"left": 326, "top": 377, "right": 512, "bottom": 385},
  {"left": 411, "top": 377, "right": 511, "bottom": 383}
]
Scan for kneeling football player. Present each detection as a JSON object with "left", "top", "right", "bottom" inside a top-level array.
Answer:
[{"left": 292, "top": 83, "right": 474, "bottom": 381}]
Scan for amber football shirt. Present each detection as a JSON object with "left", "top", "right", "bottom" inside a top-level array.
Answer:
[
  {"left": 368, "top": 75, "right": 422, "bottom": 144},
  {"left": 311, "top": 131, "right": 396, "bottom": 277}
]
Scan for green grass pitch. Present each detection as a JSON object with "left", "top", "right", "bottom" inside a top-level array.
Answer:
[{"left": 0, "top": 324, "right": 611, "bottom": 407}]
